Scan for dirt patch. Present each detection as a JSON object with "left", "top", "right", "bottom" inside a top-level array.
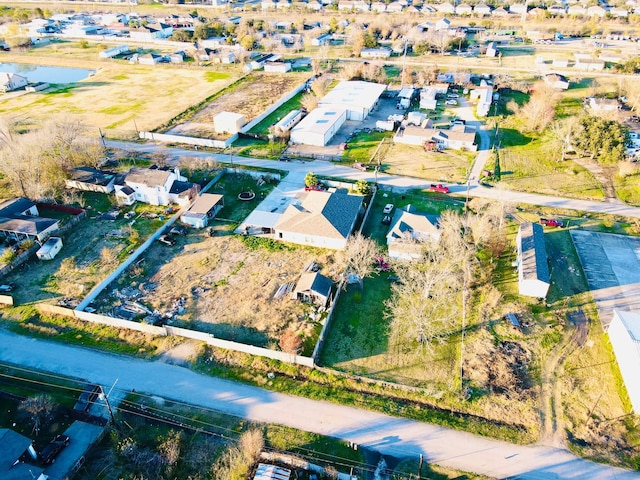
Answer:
[
  {"left": 573, "top": 157, "right": 620, "bottom": 203},
  {"left": 167, "top": 72, "right": 309, "bottom": 139},
  {"left": 158, "top": 340, "right": 200, "bottom": 366},
  {"left": 464, "top": 330, "right": 533, "bottom": 398},
  {"left": 96, "top": 226, "right": 344, "bottom": 350}
]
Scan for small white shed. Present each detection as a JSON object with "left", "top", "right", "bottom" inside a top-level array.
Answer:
[
  {"left": 36, "top": 237, "right": 63, "bottom": 260},
  {"left": 516, "top": 223, "right": 550, "bottom": 298},
  {"left": 608, "top": 310, "right": 640, "bottom": 412},
  {"left": 213, "top": 112, "right": 246, "bottom": 134}
]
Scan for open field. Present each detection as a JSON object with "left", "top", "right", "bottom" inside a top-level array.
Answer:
[
  {"left": 2, "top": 196, "right": 170, "bottom": 306},
  {"left": 0, "top": 46, "right": 237, "bottom": 134},
  {"left": 384, "top": 142, "right": 474, "bottom": 183},
  {"left": 166, "top": 72, "right": 310, "bottom": 139}
]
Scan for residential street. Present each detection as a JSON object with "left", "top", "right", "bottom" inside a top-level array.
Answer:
[
  {"left": 0, "top": 330, "right": 638, "bottom": 479},
  {"left": 105, "top": 139, "right": 640, "bottom": 219}
]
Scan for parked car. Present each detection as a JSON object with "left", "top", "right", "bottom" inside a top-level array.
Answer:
[
  {"left": 445, "top": 99, "right": 458, "bottom": 106},
  {"left": 40, "top": 434, "right": 70, "bottom": 465},
  {"left": 447, "top": 93, "right": 460, "bottom": 98},
  {"left": 158, "top": 234, "right": 177, "bottom": 246},
  {"left": 429, "top": 184, "right": 450, "bottom": 194},
  {"left": 169, "top": 226, "right": 187, "bottom": 236},
  {"left": 304, "top": 184, "right": 325, "bottom": 192},
  {"left": 540, "top": 218, "right": 563, "bottom": 227},
  {"left": 0, "top": 284, "right": 15, "bottom": 293},
  {"left": 381, "top": 215, "right": 392, "bottom": 225},
  {"left": 383, "top": 203, "right": 394, "bottom": 214}
]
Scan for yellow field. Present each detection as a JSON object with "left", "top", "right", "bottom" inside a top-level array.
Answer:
[{"left": 0, "top": 44, "right": 239, "bottom": 136}]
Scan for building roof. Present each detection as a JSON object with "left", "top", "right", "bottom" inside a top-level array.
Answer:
[
  {"left": 291, "top": 106, "right": 346, "bottom": 137},
  {"left": 0, "top": 216, "right": 58, "bottom": 235},
  {"left": 125, "top": 168, "right": 172, "bottom": 188},
  {"left": 69, "top": 167, "right": 116, "bottom": 186},
  {"left": 254, "top": 463, "right": 291, "bottom": 480},
  {"left": 169, "top": 180, "right": 194, "bottom": 195},
  {"left": 0, "top": 198, "right": 35, "bottom": 217},
  {"left": 319, "top": 80, "right": 386, "bottom": 114},
  {"left": 189, "top": 193, "right": 224, "bottom": 214},
  {"left": 275, "top": 190, "right": 362, "bottom": 239},
  {"left": 387, "top": 207, "right": 440, "bottom": 243},
  {"left": 518, "top": 222, "right": 550, "bottom": 284},
  {"left": 294, "top": 272, "right": 332, "bottom": 298},
  {"left": 613, "top": 310, "right": 640, "bottom": 342},
  {"left": 0, "top": 428, "right": 31, "bottom": 468}
]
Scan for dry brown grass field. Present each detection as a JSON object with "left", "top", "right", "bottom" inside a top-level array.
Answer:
[
  {"left": 0, "top": 45, "right": 238, "bottom": 135},
  {"left": 94, "top": 224, "right": 345, "bottom": 349},
  {"left": 384, "top": 142, "right": 474, "bottom": 183}
]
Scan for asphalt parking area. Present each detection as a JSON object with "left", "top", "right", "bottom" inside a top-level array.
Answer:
[{"left": 570, "top": 230, "right": 640, "bottom": 327}]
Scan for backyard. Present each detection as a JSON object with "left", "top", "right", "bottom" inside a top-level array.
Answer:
[{"left": 91, "top": 171, "right": 344, "bottom": 355}]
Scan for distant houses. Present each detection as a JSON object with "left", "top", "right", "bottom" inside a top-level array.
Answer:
[{"left": 394, "top": 123, "right": 478, "bottom": 151}]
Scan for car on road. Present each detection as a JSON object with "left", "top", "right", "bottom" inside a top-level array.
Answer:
[
  {"left": 158, "top": 234, "right": 177, "bottom": 246},
  {"left": 40, "top": 434, "right": 70, "bottom": 465},
  {"left": 445, "top": 99, "right": 458, "bottom": 106},
  {"left": 383, "top": 204, "right": 394, "bottom": 214},
  {"left": 447, "top": 93, "right": 460, "bottom": 98},
  {"left": 540, "top": 218, "right": 563, "bottom": 228},
  {"left": 169, "top": 226, "right": 187, "bottom": 236},
  {"left": 429, "top": 184, "right": 450, "bottom": 194}
]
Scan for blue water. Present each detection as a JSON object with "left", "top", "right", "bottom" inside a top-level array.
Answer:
[{"left": 0, "top": 63, "right": 94, "bottom": 83}]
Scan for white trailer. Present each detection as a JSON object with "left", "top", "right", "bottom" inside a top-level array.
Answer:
[{"left": 36, "top": 237, "right": 63, "bottom": 260}]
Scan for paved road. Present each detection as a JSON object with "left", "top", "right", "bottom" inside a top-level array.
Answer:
[
  {"left": 106, "top": 139, "right": 640, "bottom": 219},
  {"left": 0, "top": 330, "right": 637, "bottom": 479}
]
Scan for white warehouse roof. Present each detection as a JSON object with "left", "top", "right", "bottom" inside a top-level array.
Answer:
[
  {"left": 319, "top": 80, "right": 386, "bottom": 115},
  {"left": 291, "top": 106, "right": 346, "bottom": 137}
]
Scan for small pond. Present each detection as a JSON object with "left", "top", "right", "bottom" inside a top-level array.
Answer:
[{"left": 0, "top": 63, "right": 95, "bottom": 83}]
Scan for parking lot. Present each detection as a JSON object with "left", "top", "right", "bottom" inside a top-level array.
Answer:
[{"left": 571, "top": 230, "right": 640, "bottom": 327}]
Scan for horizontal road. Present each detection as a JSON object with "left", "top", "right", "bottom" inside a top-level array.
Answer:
[
  {"left": 1, "top": 329, "right": 638, "bottom": 479},
  {"left": 106, "top": 139, "right": 640, "bottom": 219}
]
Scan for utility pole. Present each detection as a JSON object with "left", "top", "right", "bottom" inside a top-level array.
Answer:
[{"left": 100, "top": 379, "right": 119, "bottom": 425}]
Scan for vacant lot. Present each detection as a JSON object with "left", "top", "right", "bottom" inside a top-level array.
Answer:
[
  {"left": 0, "top": 47, "right": 236, "bottom": 134},
  {"left": 3, "top": 196, "right": 168, "bottom": 306},
  {"left": 384, "top": 143, "right": 474, "bottom": 183},
  {"left": 166, "top": 72, "right": 309, "bottom": 139}
]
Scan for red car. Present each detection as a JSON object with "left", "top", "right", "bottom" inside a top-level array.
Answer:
[
  {"left": 429, "top": 183, "right": 450, "bottom": 194},
  {"left": 540, "top": 218, "right": 563, "bottom": 227}
]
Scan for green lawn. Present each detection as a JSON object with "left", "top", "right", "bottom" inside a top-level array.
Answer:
[
  {"left": 342, "top": 131, "right": 393, "bottom": 165},
  {"left": 248, "top": 93, "right": 304, "bottom": 135},
  {"left": 614, "top": 170, "right": 640, "bottom": 206}
]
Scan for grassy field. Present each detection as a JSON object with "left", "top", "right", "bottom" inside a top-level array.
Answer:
[
  {"left": 248, "top": 92, "right": 305, "bottom": 135},
  {"left": 384, "top": 142, "right": 475, "bottom": 183},
  {"left": 0, "top": 46, "right": 237, "bottom": 135}
]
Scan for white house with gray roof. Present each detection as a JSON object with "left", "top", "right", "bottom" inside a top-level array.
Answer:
[
  {"left": 121, "top": 167, "right": 198, "bottom": 206},
  {"left": 387, "top": 205, "right": 440, "bottom": 260},
  {"left": 273, "top": 190, "right": 363, "bottom": 250},
  {"left": 516, "top": 222, "right": 550, "bottom": 298}
]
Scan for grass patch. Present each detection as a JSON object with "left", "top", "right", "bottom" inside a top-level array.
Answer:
[
  {"left": 342, "top": 131, "right": 392, "bottom": 164},
  {"left": 204, "top": 71, "right": 231, "bottom": 82},
  {"left": 248, "top": 92, "right": 304, "bottom": 135},
  {"left": 614, "top": 170, "right": 640, "bottom": 206}
]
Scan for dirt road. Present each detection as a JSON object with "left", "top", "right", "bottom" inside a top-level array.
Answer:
[{"left": 0, "top": 330, "right": 637, "bottom": 479}]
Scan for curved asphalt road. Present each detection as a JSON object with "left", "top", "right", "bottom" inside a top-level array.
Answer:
[{"left": 0, "top": 330, "right": 637, "bottom": 479}]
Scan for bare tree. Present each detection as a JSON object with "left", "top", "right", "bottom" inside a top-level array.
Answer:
[
  {"left": 549, "top": 116, "right": 580, "bottom": 162},
  {"left": 311, "top": 77, "right": 330, "bottom": 98},
  {"left": 518, "top": 82, "right": 559, "bottom": 132},
  {"left": 300, "top": 93, "right": 319, "bottom": 111},
  {"left": 342, "top": 233, "right": 381, "bottom": 290},
  {"left": 279, "top": 329, "right": 303, "bottom": 355},
  {"left": 18, "top": 394, "right": 57, "bottom": 435}
]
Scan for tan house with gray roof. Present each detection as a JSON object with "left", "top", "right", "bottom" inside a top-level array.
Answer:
[
  {"left": 273, "top": 190, "right": 363, "bottom": 250},
  {"left": 120, "top": 167, "right": 198, "bottom": 206}
]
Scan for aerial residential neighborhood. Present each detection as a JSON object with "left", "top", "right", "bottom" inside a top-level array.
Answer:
[{"left": 0, "top": 0, "right": 639, "bottom": 478}]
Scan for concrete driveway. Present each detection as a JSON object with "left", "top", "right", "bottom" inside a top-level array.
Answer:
[
  {"left": 570, "top": 230, "right": 640, "bottom": 327},
  {"left": 0, "top": 330, "right": 638, "bottom": 480}
]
